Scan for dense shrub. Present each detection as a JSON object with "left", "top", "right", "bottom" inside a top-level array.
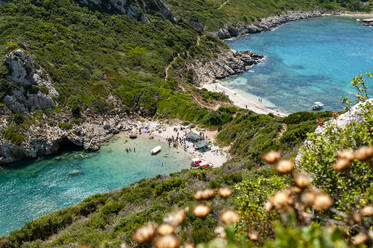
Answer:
[
  {"left": 2, "top": 126, "right": 24, "bottom": 145},
  {"left": 58, "top": 122, "right": 73, "bottom": 130},
  {"left": 154, "top": 178, "right": 185, "bottom": 196}
]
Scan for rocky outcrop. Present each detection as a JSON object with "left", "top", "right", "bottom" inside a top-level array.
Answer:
[
  {"left": 190, "top": 49, "right": 264, "bottom": 85},
  {"left": 2, "top": 49, "right": 58, "bottom": 114},
  {"left": 295, "top": 99, "right": 373, "bottom": 165},
  {"left": 216, "top": 10, "right": 324, "bottom": 39},
  {"left": 77, "top": 0, "right": 174, "bottom": 23},
  {"left": 0, "top": 111, "right": 143, "bottom": 165}
]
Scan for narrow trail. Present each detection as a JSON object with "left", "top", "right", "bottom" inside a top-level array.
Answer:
[
  {"left": 165, "top": 34, "right": 202, "bottom": 80},
  {"left": 277, "top": 124, "right": 288, "bottom": 139},
  {"left": 218, "top": 0, "right": 230, "bottom": 10},
  {"left": 164, "top": 53, "right": 180, "bottom": 80}
]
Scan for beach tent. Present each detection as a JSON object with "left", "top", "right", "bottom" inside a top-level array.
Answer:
[
  {"left": 195, "top": 141, "right": 210, "bottom": 150},
  {"left": 186, "top": 132, "right": 203, "bottom": 142}
]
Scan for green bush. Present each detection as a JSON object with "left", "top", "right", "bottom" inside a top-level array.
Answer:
[
  {"left": 300, "top": 102, "right": 373, "bottom": 210},
  {"left": 58, "top": 122, "right": 73, "bottom": 130},
  {"left": 154, "top": 178, "right": 185, "bottom": 196},
  {"left": 2, "top": 126, "right": 24, "bottom": 145}
]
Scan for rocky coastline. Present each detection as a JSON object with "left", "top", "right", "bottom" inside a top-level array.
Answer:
[
  {"left": 190, "top": 49, "right": 264, "bottom": 85},
  {"left": 215, "top": 10, "right": 325, "bottom": 40}
]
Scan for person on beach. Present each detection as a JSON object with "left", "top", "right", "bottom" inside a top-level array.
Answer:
[
  {"left": 134, "top": 147, "right": 136, "bottom": 152},
  {"left": 129, "top": 148, "right": 132, "bottom": 152}
]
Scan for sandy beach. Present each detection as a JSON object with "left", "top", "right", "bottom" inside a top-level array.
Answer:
[
  {"left": 332, "top": 12, "right": 373, "bottom": 18},
  {"left": 201, "top": 81, "right": 287, "bottom": 117},
  {"left": 125, "top": 120, "right": 229, "bottom": 168}
]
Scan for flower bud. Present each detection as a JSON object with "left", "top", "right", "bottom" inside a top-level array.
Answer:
[
  {"left": 352, "top": 232, "right": 368, "bottom": 246},
  {"left": 218, "top": 187, "right": 232, "bottom": 198},
  {"left": 332, "top": 159, "right": 351, "bottom": 171},
  {"left": 352, "top": 211, "right": 362, "bottom": 223},
  {"left": 313, "top": 193, "right": 333, "bottom": 211},
  {"left": 164, "top": 209, "right": 186, "bottom": 226},
  {"left": 263, "top": 151, "right": 281, "bottom": 164},
  {"left": 300, "top": 191, "right": 316, "bottom": 206},
  {"left": 248, "top": 231, "right": 258, "bottom": 241},
  {"left": 157, "top": 224, "right": 175, "bottom": 236},
  {"left": 193, "top": 191, "right": 204, "bottom": 200},
  {"left": 183, "top": 242, "right": 195, "bottom": 248},
  {"left": 361, "top": 205, "right": 373, "bottom": 216},
  {"left": 193, "top": 204, "right": 210, "bottom": 217},
  {"left": 354, "top": 146, "right": 373, "bottom": 160},
  {"left": 201, "top": 189, "right": 215, "bottom": 200},
  {"left": 214, "top": 226, "right": 226, "bottom": 239},
  {"left": 264, "top": 200, "right": 273, "bottom": 211},
  {"left": 220, "top": 209, "right": 240, "bottom": 225},
  {"left": 337, "top": 149, "right": 355, "bottom": 161},
  {"left": 275, "top": 160, "right": 295, "bottom": 174},
  {"left": 133, "top": 223, "right": 157, "bottom": 243},
  {"left": 154, "top": 234, "right": 180, "bottom": 248},
  {"left": 272, "top": 190, "right": 290, "bottom": 209},
  {"left": 294, "top": 173, "right": 312, "bottom": 188}
]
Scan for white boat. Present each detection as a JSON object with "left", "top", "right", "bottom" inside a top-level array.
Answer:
[
  {"left": 312, "top": 101, "right": 324, "bottom": 111},
  {"left": 151, "top": 146, "right": 162, "bottom": 155}
]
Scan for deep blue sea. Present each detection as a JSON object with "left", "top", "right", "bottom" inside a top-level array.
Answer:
[
  {"left": 224, "top": 17, "right": 373, "bottom": 113},
  {"left": 0, "top": 135, "right": 190, "bottom": 235}
]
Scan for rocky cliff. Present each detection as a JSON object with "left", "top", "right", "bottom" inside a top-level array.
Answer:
[
  {"left": 189, "top": 49, "right": 264, "bottom": 85},
  {"left": 216, "top": 10, "right": 324, "bottom": 39},
  {"left": 1, "top": 50, "right": 58, "bottom": 114},
  {"left": 77, "top": 0, "right": 173, "bottom": 23}
]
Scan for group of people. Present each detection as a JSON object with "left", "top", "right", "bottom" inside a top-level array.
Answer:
[{"left": 124, "top": 147, "right": 136, "bottom": 153}]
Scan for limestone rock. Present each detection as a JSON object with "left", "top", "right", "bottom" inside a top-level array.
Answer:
[
  {"left": 216, "top": 10, "right": 324, "bottom": 40},
  {"left": 2, "top": 49, "right": 58, "bottom": 113},
  {"left": 77, "top": 0, "right": 174, "bottom": 23},
  {"left": 190, "top": 49, "right": 264, "bottom": 85}
]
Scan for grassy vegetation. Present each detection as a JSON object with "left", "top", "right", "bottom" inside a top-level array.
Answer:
[{"left": 166, "top": 0, "right": 371, "bottom": 31}]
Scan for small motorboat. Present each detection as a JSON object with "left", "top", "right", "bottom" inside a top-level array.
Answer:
[
  {"left": 312, "top": 102, "right": 324, "bottom": 111},
  {"left": 129, "top": 134, "right": 137, "bottom": 139},
  {"left": 190, "top": 158, "right": 202, "bottom": 167},
  {"left": 151, "top": 146, "right": 162, "bottom": 155},
  {"left": 199, "top": 161, "right": 211, "bottom": 168},
  {"left": 69, "top": 169, "right": 81, "bottom": 176}
]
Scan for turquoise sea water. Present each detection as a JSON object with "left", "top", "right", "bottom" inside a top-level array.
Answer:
[
  {"left": 224, "top": 17, "right": 373, "bottom": 113},
  {"left": 0, "top": 135, "right": 190, "bottom": 235}
]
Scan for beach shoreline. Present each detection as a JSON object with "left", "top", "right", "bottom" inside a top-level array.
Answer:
[
  {"left": 123, "top": 120, "right": 229, "bottom": 168},
  {"left": 331, "top": 12, "right": 373, "bottom": 18},
  {"left": 201, "top": 81, "right": 287, "bottom": 117}
]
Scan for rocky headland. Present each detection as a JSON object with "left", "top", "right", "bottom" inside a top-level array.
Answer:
[
  {"left": 215, "top": 10, "right": 325, "bottom": 40},
  {"left": 190, "top": 49, "right": 264, "bottom": 85}
]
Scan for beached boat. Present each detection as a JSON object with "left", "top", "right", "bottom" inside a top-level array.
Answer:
[
  {"left": 190, "top": 158, "right": 202, "bottom": 167},
  {"left": 151, "top": 146, "right": 161, "bottom": 155},
  {"left": 312, "top": 101, "right": 324, "bottom": 111}
]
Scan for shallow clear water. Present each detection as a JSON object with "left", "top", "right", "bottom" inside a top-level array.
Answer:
[
  {"left": 0, "top": 134, "right": 190, "bottom": 235},
  {"left": 224, "top": 17, "right": 373, "bottom": 113}
]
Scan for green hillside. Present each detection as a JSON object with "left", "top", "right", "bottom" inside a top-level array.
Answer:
[{"left": 0, "top": 0, "right": 372, "bottom": 247}]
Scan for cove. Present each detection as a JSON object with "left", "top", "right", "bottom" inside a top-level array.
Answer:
[
  {"left": 0, "top": 134, "right": 190, "bottom": 235},
  {"left": 224, "top": 17, "right": 373, "bottom": 113}
]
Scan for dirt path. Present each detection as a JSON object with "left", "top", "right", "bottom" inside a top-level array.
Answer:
[
  {"left": 218, "top": 0, "right": 230, "bottom": 10},
  {"left": 277, "top": 123, "right": 288, "bottom": 139},
  {"left": 164, "top": 53, "right": 180, "bottom": 80}
]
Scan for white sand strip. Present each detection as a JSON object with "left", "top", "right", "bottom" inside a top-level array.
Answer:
[{"left": 201, "top": 82, "right": 287, "bottom": 117}]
